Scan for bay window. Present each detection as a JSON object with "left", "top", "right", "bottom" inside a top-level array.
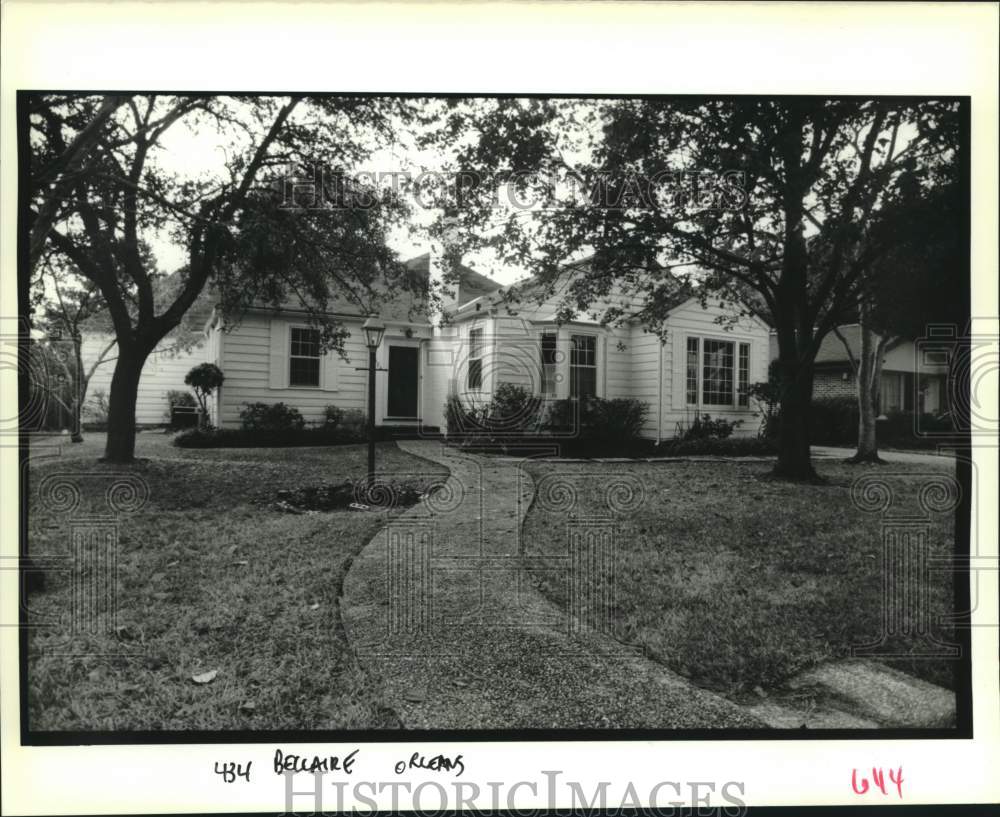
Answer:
[
  {"left": 540, "top": 332, "right": 558, "bottom": 396},
  {"left": 685, "top": 336, "right": 752, "bottom": 408},
  {"left": 467, "top": 327, "right": 484, "bottom": 390}
]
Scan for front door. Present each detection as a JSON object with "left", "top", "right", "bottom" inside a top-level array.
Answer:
[{"left": 387, "top": 345, "right": 419, "bottom": 419}]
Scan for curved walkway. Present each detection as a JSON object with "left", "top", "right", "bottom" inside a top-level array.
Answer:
[{"left": 340, "top": 440, "right": 763, "bottom": 729}]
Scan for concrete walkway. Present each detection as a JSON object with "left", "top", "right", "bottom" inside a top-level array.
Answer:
[{"left": 340, "top": 440, "right": 763, "bottom": 729}]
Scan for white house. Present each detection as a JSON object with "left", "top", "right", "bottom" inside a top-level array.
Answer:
[{"left": 194, "top": 252, "right": 772, "bottom": 441}]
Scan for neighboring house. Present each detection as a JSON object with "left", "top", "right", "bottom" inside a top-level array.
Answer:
[
  {"left": 768, "top": 326, "right": 951, "bottom": 415},
  {"left": 200, "top": 251, "right": 772, "bottom": 440}
]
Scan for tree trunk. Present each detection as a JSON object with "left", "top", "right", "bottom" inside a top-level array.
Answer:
[
  {"left": 70, "top": 337, "right": 84, "bottom": 443},
  {"left": 102, "top": 345, "right": 148, "bottom": 463},
  {"left": 773, "top": 360, "right": 818, "bottom": 480},
  {"left": 847, "top": 307, "right": 885, "bottom": 464}
]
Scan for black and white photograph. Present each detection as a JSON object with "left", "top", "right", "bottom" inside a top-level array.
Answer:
[{"left": 2, "top": 2, "right": 997, "bottom": 815}]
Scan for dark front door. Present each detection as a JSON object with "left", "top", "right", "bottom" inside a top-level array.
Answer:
[{"left": 387, "top": 346, "right": 419, "bottom": 419}]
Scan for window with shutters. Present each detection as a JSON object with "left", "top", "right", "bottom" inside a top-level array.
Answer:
[{"left": 289, "top": 327, "right": 321, "bottom": 387}]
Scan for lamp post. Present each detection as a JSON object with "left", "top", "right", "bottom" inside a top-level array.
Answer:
[{"left": 362, "top": 315, "right": 386, "bottom": 483}]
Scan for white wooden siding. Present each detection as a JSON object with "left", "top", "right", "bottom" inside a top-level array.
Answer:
[
  {"left": 219, "top": 314, "right": 368, "bottom": 427},
  {"left": 81, "top": 333, "right": 207, "bottom": 426}
]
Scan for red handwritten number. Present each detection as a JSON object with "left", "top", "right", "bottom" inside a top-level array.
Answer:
[
  {"left": 852, "top": 767, "right": 903, "bottom": 799},
  {"left": 889, "top": 767, "right": 904, "bottom": 798}
]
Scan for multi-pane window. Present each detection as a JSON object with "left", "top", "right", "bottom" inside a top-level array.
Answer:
[
  {"left": 467, "top": 327, "right": 484, "bottom": 390},
  {"left": 702, "top": 339, "right": 734, "bottom": 405},
  {"left": 685, "top": 337, "right": 699, "bottom": 405},
  {"left": 570, "top": 334, "right": 597, "bottom": 399},
  {"left": 685, "top": 336, "right": 752, "bottom": 407},
  {"left": 540, "top": 332, "right": 557, "bottom": 396},
  {"left": 737, "top": 343, "right": 750, "bottom": 407},
  {"left": 289, "top": 327, "right": 321, "bottom": 387}
]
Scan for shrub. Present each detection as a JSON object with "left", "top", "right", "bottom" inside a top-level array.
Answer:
[
  {"left": 748, "top": 360, "right": 782, "bottom": 439},
  {"left": 445, "top": 394, "right": 488, "bottom": 435},
  {"left": 322, "top": 405, "right": 366, "bottom": 441},
  {"left": 678, "top": 413, "right": 743, "bottom": 441},
  {"left": 167, "top": 389, "right": 197, "bottom": 408},
  {"left": 174, "top": 425, "right": 370, "bottom": 448},
  {"left": 239, "top": 402, "right": 305, "bottom": 432},
  {"left": 545, "top": 397, "right": 649, "bottom": 442},
  {"left": 486, "top": 383, "right": 542, "bottom": 432},
  {"left": 657, "top": 436, "right": 777, "bottom": 457}
]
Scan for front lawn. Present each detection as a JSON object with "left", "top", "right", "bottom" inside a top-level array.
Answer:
[
  {"left": 24, "top": 431, "right": 447, "bottom": 731},
  {"left": 520, "top": 457, "right": 959, "bottom": 694}
]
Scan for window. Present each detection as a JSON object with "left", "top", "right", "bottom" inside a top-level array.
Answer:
[
  {"left": 570, "top": 334, "right": 597, "bottom": 399},
  {"left": 685, "top": 337, "right": 699, "bottom": 405},
  {"left": 289, "top": 327, "right": 321, "bottom": 387},
  {"left": 702, "top": 339, "right": 734, "bottom": 405},
  {"left": 467, "top": 327, "right": 484, "bottom": 390},
  {"left": 540, "top": 332, "right": 557, "bottom": 396},
  {"left": 737, "top": 343, "right": 750, "bottom": 407},
  {"left": 685, "top": 336, "right": 751, "bottom": 408}
]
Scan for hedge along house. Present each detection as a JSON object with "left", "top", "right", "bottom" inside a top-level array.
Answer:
[{"left": 769, "top": 326, "right": 951, "bottom": 416}]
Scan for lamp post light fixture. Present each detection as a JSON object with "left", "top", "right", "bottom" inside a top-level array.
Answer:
[{"left": 362, "top": 315, "right": 386, "bottom": 482}]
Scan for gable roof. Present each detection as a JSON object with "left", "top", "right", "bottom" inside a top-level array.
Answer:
[
  {"left": 814, "top": 325, "right": 905, "bottom": 365},
  {"left": 403, "top": 253, "right": 503, "bottom": 304},
  {"left": 491, "top": 254, "right": 692, "bottom": 323}
]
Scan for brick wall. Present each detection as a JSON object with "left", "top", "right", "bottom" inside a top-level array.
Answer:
[{"left": 813, "top": 368, "right": 856, "bottom": 401}]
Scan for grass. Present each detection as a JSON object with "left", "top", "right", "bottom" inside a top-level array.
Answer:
[
  {"left": 520, "top": 456, "right": 959, "bottom": 695},
  {"left": 24, "top": 430, "right": 447, "bottom": 731}
]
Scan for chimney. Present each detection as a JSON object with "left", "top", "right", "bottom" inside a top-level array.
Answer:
[{"left": 429, "top": 213, "right": 461, "bottom": 325}]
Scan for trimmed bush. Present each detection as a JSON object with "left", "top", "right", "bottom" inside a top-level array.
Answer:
[
  {"left": 322, "top": 405, "right": 366, "bottom": 442},
  {"left": 545, "top": 396, "right": 649, "bottom": 442},
  {"left": 240, "top": 402, "right": 305, "bottom": 432},
  {"left": 657, "top": 436, "right": 777, "bottom": 457},
  {"left": 173, "top": 425, "right": 372, "bottom": 448},
  {"left": 487, "top": 383, "right": 543, "bottom": 432}
]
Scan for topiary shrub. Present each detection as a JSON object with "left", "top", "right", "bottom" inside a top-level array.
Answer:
[
  {"left": 184, "top": 363, "right": 225, "bottom": 429},
  {"left": 239, "top": 401, "right": 305, "bottom": 432}
]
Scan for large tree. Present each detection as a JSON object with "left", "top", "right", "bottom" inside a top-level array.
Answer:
[
  {"left": 27, "top": 94, "right": 418, "bottom": 462},
  {"left": 429, "top": 97, "right": 963, "bottom": 479}
]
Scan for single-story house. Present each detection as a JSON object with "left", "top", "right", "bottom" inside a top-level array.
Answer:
[
  {"left": 768, "top": 325, "right": 951, "bottom": 415},
  {"left": 197, "top": 251, "right": 772, "bottom": 440},
  {"left": 80, "top": 250, "right": 774, "bottom": 440}
]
